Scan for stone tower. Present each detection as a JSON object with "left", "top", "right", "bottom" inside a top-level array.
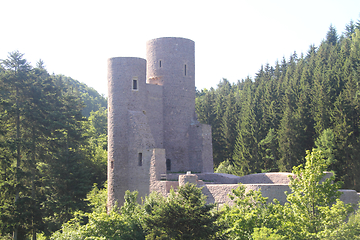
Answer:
[
  {"left": 107, "top": 37, "right": 213, "bottom": 208},
  {"left": 147, "top": 37, "right": 195, "bottom": 172},
  {"left": 107, "top": 57, "right": 149, "bottom": 208}
]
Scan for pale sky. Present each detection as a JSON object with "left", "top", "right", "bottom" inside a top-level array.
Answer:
[{"left": 1, "top": 0, "right": 359, "bottom": 96}]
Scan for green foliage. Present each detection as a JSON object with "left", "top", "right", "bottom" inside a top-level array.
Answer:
[
  {"left": 214, "top": 160, "right": 235, "bottom": 174},
  {"left": 314, "top": 129, "right": 336, "bottom": 165},
  {"left": 86, "top": 183, "right": 107, "bottom": 214},
  {"left": 218, "top": 185, "right": 284, "bottom": 240},
  {"left": 252, "top": 227, "right": 285, "bottom": 240},
  {"left": 195, "top": 19, "right": 360, "bottom": 191},
  {"left": 88, "top": 107, "right": 107, "bottom": 138},
  {"left": 84, "top": 107, "right": 108, "bottom": 185},
  {"left": 258, "top": 128, "right": 278, "bottom": 172},
  {"left": 51, "top": 184, "right": 145, "bottom": 240},
  {"left": 53, "top": 152, "right": 356, "bottom": 239},
  {"left": 54, "top": 75, "right": 107, "bottom": 118},
  {"left": 0, "top": 52, "right": 108, "bottom": 238},
  {"left": 283, "top": 149, "right": 353, "bottom": 239},
  {"left": 143, "top": 183, "right": 220, "bottom": 240},
  {"left": 323, "top": 205, "right": 360, "bottom": 239},
  {"left": 220, "top": 149, "right": 353, "bottom": 239},
  {"left": 326, "top": 24, "right": 339, "bottom": 45},
  {"left": 52, "top": 183, "right": 221, "bottom": 240},
  {"left": 287, "top": 149, "right": 342, "bottom": 211}
]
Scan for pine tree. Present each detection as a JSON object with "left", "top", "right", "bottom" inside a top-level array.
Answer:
[
  {"left": 143, "top": 183, "right": 220, "bottom": 239},
  {"left": 344, "top": 20, "right": 356, "bottom": 39},
  {"left": 0, "top": 53, "right": 99, "bottom": 238},
  {"left": 0, "top": 51, "right": 33, "bottom": 239},
  {"left": 219, "top": 92, "right": 238, "bottom": 164},
  {"left": 195, "top": 88, "right": 216, "bottom": 125},
  {"left": 232, "top": 78, "right": 261, "bottom": 175},
  {"left": 326, "top": 24, "right": 339, "bottom": 46}
]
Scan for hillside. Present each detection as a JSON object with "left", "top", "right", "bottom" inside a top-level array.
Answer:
[{"left": 196, "top": 21, "right": 360, "bottom": 191}]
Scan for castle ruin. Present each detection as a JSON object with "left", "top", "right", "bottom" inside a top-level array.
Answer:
[
  {"left": 107, "top": 37, "right": 359, "bottom": 208},
  {"left": 107, "top": 37, "right": 213, "bottom": 207}
]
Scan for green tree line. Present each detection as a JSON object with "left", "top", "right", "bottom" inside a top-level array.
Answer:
[
  {"left": 50, "top": 149, "right": 360, "bottom": 240},
  {"left": 0, "top": 52, "right": 107, "bottom": 239},
  {"left": 196, "top": 20, "right": 360, "bottom": 191}
]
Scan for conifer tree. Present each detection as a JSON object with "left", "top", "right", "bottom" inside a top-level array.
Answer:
[
  {"left": 326, "top": 24, "right": 339, "bottom": 46},
  {"left": 0, "top": 53, "right": 98, "bottom": 238},
  {"left": 219, "top": 92, "right": 238, "bottom": 164},
  {"left": 232, "top": 78, "right": 261, "bottom": 175}
]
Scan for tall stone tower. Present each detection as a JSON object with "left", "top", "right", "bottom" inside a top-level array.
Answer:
[
  {"left": 107, "top": 57, "right": 149, "bottom": 208},
  {"left": 107, "top": 37, "right": 213, "bottom": 208},
  {"left": 147, "top": 37, "right": 195, "bottom": 172}
]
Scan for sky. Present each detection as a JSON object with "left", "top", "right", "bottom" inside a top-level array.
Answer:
[{"left": 1, "top": 0, "right": 360, "bottom": 97}]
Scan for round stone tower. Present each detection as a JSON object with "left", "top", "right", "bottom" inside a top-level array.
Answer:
[
  {"left": 146, "top": 37, "right": 195, "bottom": 172},
  {"left": 107, "top": 57, "right": 146, "bottom": 208}
]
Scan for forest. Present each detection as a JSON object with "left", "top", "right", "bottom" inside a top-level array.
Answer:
[
  {"left": 1, "top": 17, "right": 360, "bottom": 239},
  {"left": 196, "top": 21, "right": 360, "bottom": 192},
  {"left": 0, "top": 54, "right": 107, "bottom": 239}
]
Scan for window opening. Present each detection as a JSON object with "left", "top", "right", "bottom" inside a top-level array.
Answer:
[
  {"left": 184, "top": 64, "right": 187, "bottom": 76},
  {"left": 166, "top": 159, "right": 171, "bottom": 171},
  {"left": 138, "top": 153, "right": 142, "bottom": 166},
  {"left": 111, "top": 161, "right": 114, "bottom": 169},
  {"left": 159, "top": 60, "right": 162, "bottom": 68},
  {"left": 132, "top": 79, "right": 138, "bottom": 90}
]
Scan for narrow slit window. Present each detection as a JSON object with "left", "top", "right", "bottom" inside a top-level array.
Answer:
[
  {"left": 184, "top": 64, "right": 187, "bottom": 76},
  {"left": 159, "top": 60, "right": 162, "bottom": 68},
  {"left": 132, "top": 78, "right": 138, "bottom": 90},
  {"left": 166, "top": 159, "right": 171, "bottom": 171},
  {"left": 138, "top": 153, "right": 142, "bottom": 166}
]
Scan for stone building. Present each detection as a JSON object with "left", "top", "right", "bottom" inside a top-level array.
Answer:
[
  {"left": 107, "top": 37, "right": 213, "bottom": 207},
  {"left": 107, "top": 37, "right": 359, "bottom": 208}
]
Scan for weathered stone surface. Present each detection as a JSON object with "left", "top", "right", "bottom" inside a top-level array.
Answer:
[
  {"left": 339, "top": 189, "right": 360, "bottom": 207},
  {"left": 179, "top": 173, "right": 198, "bottom": 186},
  {"left": 108, "top": 38, "right": 214, "bottom": 207},
  {"left": 203, "top": 184, "right": 291, "bottom": 205}
]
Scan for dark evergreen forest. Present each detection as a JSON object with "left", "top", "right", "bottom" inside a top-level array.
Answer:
[
  {"left": 196, "top": 21, "right": 360, "bottom": 192},
  {"left": 0, "top": 54, "right": 107, "bottom": 239}
]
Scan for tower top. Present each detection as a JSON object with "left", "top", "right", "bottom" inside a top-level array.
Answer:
[{"left": 147, "top": 36, "right": 194, "bottom": 42}]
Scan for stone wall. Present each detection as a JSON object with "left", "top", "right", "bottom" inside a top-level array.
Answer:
[
  {"left": 177, "top": 172, "right": 360, "bottom": 207},
  {"left": 107, "top": 57, "right": 146, "bottom": 208},
  {"left": 146, "top": 37, "right": 196, "bottom": 173},
  {"left": 188, "top": 122, "right": 214, "bottom": 173},
  {"left": 145, "top": 84, "right": 164, "bottom": 149},
  {"left": 127, "top": 111, "right": 155, "bottom": 200}
]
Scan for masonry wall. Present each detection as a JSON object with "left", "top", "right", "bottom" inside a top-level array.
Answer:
[
  {"left": 149, "top": 148, "right": 168, "bottom": 195},
  {"left": 200, "top": 124, "right": 214, "bottom": 172},
  {"left": 107, "top": 57, "right": 147, "bottom": 207},
  {"left": 108, "top": 38, "right": 215, "bottom": 208},
  {"left": 202, "top": 184, "right": 291, "bottom": 205},
  {"left": 145, "top": 84, "right": 164, "bottom": 148},
  {"left": 146, "top": 37, "right": 196, "bottom": 172},
  {"left": 188, "top": 123, "right": 214, "bottom": 173},
  {"left": 127, "top": 111, "right": 155, "bottom": 199}
]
